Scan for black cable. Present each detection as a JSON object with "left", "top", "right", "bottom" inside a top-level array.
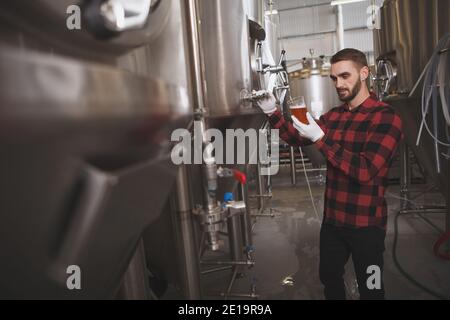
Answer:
[{"left": 392, "top": 210, "right": 448, "bottom": 300}]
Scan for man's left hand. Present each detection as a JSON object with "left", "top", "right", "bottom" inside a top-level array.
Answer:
[{"left": 291, "top": 112, "right": 325, "bottom": 143}]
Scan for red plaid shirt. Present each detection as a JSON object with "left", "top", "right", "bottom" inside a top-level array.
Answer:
[{"left": 269, "top": 96, "right": 403, "bottom": 229}]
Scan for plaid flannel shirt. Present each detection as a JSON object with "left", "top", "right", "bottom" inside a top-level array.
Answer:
[{"left": 269, "top": 96, "right": 403, "bottom": 229}]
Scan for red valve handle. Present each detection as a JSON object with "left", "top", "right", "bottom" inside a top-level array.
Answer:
[{"left": 233, "top": 170, "right": 247, "bottom": 185}]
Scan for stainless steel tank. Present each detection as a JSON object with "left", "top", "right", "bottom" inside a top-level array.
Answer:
[
  {"left": 374, "top": 0, "right": 450, "bottom": 95},
  {"left": 288, "top": 54, "right": 341, "bottom": 167},
  {"left": 373, "top": 0, "right": 450, "bottom": 199},
  {"left": 197, "top": 0, "right": 254, "bottom": 118},
  {"left": 0, "top": 0, "right": 193, "bottom": 299},
  {"left": 289, "top": 54, "right": 341, "bottom": 118}
]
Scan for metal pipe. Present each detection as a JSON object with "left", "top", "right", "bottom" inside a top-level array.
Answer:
[
  {"left": 266, "top": 123, "right": 272, "bottom": 194},
  {"left": 416, "top": 213, "right": 445, "bottom": 234},
  {"left": 238, "top": 179, "right": 253, "bottom": 250},
  {"left": 226, "top": 268, "right": 239, "bottom": 298},
  {"left": 201, "top": 266, "right": 233, "bottom": 275},
  {"left": 336, "top": 4, "right": 344, "bottom": 51},
  {"left": 200, "top": 260, "right": 255, "bottom": 266},
  {"left": 256, "top": 162, "right": 264, "bottom": 211},
  {"left": 290, "top": 146, "right": 296, "bottom": 185},
  {"left": 399, "top": 209, "right": 446, "bottom": 234},
  {"left": 249, "top": 194, "right": 272, "bottom": 199},
  {"left": 227, "top": 208, "right": 245, "bottom": 273},
  {"left": 279, "top": 26, "right": 369, "bottom": 41},
  {"left": 184, "top": 0, "right": 223, "bottom": 251},
  {"left": 277, "top": 2, "right": 333, "bottom": 12},
  {"left": 171, "top": 164, "right": 202, "bottom": 300},
  {"left": 399, "top": 209, "right": 447, "bottom": 214},
  {"left": 219, "top": 292, "right": 259, "bottom": 299},
  {"left": 184, "top": 0, "right": 206, "bottom": 111},
  {"left": 294, "top": 168, "right": 327, "bottom": 173},
  {"left": 399, "top": 143, "right": 411, "bottom": 210}
]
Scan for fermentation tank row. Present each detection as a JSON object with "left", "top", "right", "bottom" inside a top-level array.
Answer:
[{"left": 0, "top": 0, "right": 284, "bottom": 298}]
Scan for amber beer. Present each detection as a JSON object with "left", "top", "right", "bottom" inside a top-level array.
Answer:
[{"left": 289, "top": 97, "right": 309, "bottom": 124}]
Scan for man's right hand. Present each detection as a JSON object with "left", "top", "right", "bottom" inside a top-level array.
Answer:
[{"left": 255, "top": 91, "right": 277, "bottom": 115}]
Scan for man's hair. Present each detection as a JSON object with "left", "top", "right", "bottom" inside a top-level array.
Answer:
[{"left": 330, "top": 48, "right": 368, "bottom": 69}]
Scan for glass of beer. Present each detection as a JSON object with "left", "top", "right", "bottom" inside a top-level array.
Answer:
[{"left": 289, "top": 96, "right": 309, "bottom": 124}]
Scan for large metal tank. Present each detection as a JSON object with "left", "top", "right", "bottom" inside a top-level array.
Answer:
[
  {"left": 289, "top": 54, "right": 340, "bottom": 118},
  {"left": 140, "top": 0, "right": 271, "bottom": 300},
  {"left": 197, "top": 0, "right": 254, "bottom": 118},
  {"left": 373, "top": 0, "right": 450, "bottom": 198},
  {"left": 288, "top": 54, "right": 341, "bottom": 166},
  {"left": 374, "top": 0, "right": 450, "bottom": 94},
  {"left": 0, "top": 0, "right": 193, "bottom": 299}
]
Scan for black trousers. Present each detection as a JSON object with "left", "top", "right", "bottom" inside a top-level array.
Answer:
[{"left": 319, "top": 223, "right": 386, "bottom": 300}]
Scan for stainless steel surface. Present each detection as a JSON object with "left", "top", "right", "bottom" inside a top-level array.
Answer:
[
  {"left": 256, "top": 162, "right": 265, "bottom": 211},
  {"left": 0, "top": 0, "right": 272, "bottom": 299},
  {"left": 228, "top": 212, "right": 245, "bottom": 270},
  {"left": 100, "top": 0, "right": 153, "bottom": 32},
  {"left": 118, "top": 239, "right": 151, "bottom": 300},
  {"left": 374, "top": 0, "right": 449, "bottom": 200},
  {"left": 0, "top": 47, "right": 190, "bottom": 127},
  {"left": 198, "top": 0, "right": 255, "bottom": 117},
  {"left": 184, "top": 0, "right": 206, "bottom": 111},
  {"left": 171, "top": 164, "right": 202, "bottom": 299},
  {"left": 238, "top": 181, "right": 254, "bottom": 251},
  {"left": 0, "top": 0, "right": 193, "bottom": 299},
  {"left": 388, "top": 96, "right": 449, "bottom": 199},
  {"left": 0, "top": 0, "right": 173, "bottom": 60},
  {"left": 374, "top": 0, "right": 450, "bottom": 94},
  {"left": 185, "top": 0, "right": 231, "bottom": 253},
  {"left": 288, "top": 59, "right": 340, "bottom": 119}
]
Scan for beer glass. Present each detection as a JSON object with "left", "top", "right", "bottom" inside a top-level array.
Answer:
[{"left": 289, "top": 96, "right": 309, "bottom": 124}]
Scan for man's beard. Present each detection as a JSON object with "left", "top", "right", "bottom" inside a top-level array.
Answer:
[{"left": 337, "top": 80, "right": 361, "bottom": 102}]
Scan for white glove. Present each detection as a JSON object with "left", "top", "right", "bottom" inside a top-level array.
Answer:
[
  {"left": 256, "top": 91, "right": 277, "bottom": 115},
  {"left": 292, "top": 112, "right": 325, "bottom": 143}
]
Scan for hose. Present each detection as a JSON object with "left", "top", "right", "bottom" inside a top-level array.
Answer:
[
  {"left": 393, "top": 210, "right": 448, "bottom": 300},
  {"left": 416, "top": 33, "right": 450, "bottom": 149},
  {"left": 387, "top": 190, "right": 449, "bottom": 299}
]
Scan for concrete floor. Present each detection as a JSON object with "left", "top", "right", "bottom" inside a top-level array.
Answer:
[{"left": 199, "top": 165, "right": 450, "bottom": 300}]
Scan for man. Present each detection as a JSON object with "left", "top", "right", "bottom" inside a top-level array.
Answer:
[{"left": 257, "top": 48, "right": 403, "bottom": 300}]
